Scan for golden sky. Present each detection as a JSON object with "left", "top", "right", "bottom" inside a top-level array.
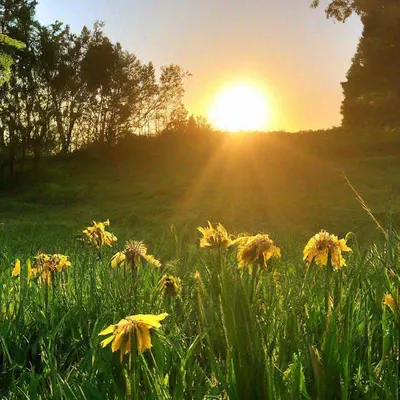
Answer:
[{"left": 37, "top": 0, "right": 362, "bottom": 132}]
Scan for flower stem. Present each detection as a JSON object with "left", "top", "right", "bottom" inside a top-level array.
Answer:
[
  {"left": 45, "top": 283, "right": 49, "bottom": 326},
  {"left": 325, "top": 258, "right": 332, "bottom": 327},
  {"left": 250, "top": 264, "right": 259, "bottom": 303}
]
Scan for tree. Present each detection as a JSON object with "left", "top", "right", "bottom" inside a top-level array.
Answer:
[
  {"left": 311, "top": 0, "right": 361, "bottom": 22},
  {"left": 0, "top": 0, "right": 37, "bottom": 179},
  {"left": 131, "top": 63, "right": 191, "bottom": 135},
  {"left": 312, "top": 0, "right": 400, "bottom": 130},
  {"left": 0, "top": 2, "right": 190, "bottom": 184}
]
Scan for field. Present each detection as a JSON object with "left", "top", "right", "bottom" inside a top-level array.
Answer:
[{"left": 1, "top": 129, "right": 400, "bottom": 398}]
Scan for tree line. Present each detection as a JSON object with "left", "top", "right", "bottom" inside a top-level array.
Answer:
[
  {"left": 0, "top": 0, "right": 195, "bottom": 179},
  {"left": 1, "top": 0, "right": 399, "bottom": 181}
]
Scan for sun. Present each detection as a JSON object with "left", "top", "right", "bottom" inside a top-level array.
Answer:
[{"left": 208, "top": 84, "right": 270, "bottom": 132}]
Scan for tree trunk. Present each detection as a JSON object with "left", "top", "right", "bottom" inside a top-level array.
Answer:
[{"left": 9, "top": 145, "right": 15, "bottom": 179}]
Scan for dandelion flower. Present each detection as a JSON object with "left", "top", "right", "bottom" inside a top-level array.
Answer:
[
  {"left": 31, "top": 253, "right": 71, "bottom": 286},
  {"left": 383, "top": 293, "right": 398, "bottom": 314},
  {"left": 99, "top": 313, "right": 168, "bottom": 361},
  {"left": 111, "top": 240, "right": 161, "bottom": 269},
  {"left": 197, "top": 221, "right": 232, "bottom": 249},
  {"left": 83, "top": 220, "right": 117, "bottom": 249},
  {"left": 159, "top": 274, "right": 182, "bottom": 297},
  {"left": 303, "top": 230, "right": 351, "bottom": 269},
  {"left": 194, "top": 270, "right": 201, "bottom": 281},
  {"left": 236, "top": 234, "right": 281, "bottom": 269}
]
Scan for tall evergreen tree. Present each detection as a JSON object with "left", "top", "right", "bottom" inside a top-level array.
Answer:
[{"left": 313, "top": 0, "right": 400, "bottom": 130}]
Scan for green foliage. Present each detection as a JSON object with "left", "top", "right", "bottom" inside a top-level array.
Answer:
[{"left": 0, "top": 33, "right": 25, "bottom": 85}]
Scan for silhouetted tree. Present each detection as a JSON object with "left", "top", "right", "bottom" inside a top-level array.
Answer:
[
  {"left": 312, "top": 0, "right": 400, "bottom": 130},
  {"left": 311, "top": 0, "right": 361, "bottom": 22},
  {"left": 0, "top": 3, "right": 190, "bottom": 182},
  {"left": 341, "top": 1, "right": 400, "bottom": 129}
]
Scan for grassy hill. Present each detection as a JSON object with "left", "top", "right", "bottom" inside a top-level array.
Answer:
[{"left": 1, "top": 129, "right": 400, "bottom": 250}]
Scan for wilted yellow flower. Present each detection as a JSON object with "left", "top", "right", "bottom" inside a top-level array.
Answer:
[
  {"left": 99, "top": 313, "right": 168, "bottom": 361},
  {"left": 83, "top": 220, "right": 117, "bottom": 249},
  {"left": 194, "top": 270, "right": 201, "bottom": 281},
  {"left": 111, "top": 240, "right": 161, "bottom": 269},
  {"left": 303, "top": 230, "right": 351, "bottom": 269},
  {"left": 236, "top": 234, "right": 281, "bottom": 269},
  {"left": 197, "top": 221, "right": 232, "bottom": 249},
  {"left": 31, "top": 253, "right": 71, "bottom": 286},
  {"left": 12, "top": 259, "right": 35, "bottom": 280},
  {"left": 159, "top": 274, "right": 182, "bottom": 297},
  {"left": 383, "top": 293, "right": 398, "bottom": 313}
]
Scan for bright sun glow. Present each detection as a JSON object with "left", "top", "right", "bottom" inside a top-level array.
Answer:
[{"left": 208, "top": 84, "right": 270, "bottom": 132}]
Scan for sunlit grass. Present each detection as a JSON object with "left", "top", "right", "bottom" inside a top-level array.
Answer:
[{"left": 1, "top": 218, "right": 399, "bottom": 398}]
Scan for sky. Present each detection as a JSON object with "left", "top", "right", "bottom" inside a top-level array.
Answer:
[{"left": 36, "top": 0, "right": 362, "bottom": 132}]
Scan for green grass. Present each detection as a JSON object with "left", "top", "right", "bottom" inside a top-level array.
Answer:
[
  {"left": 1, "top": 223, "right": 399, "bottom": 398},
  {"left": 1, "top": 129, "right": 400, "bottom": 398}
]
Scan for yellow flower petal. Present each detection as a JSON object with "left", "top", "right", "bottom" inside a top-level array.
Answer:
[
  {"left": 26, "top": 259, "right": 34, "bottom": 279},
  {"left": 136, "top": 324, "right": 152, "bottom": 353},
  {"left": 198, "top": 222, "right": 232, "bottom": 249},
  {"left": 111, "top": 330, "right": 125, "bottom": 353},
  {"left": 100, "top": 335, "right": 115, "bottom": 348},
  {"left": 143, "top": 254, "right": 161, "bottom": 268},
  {"left": 99, "top": 325, "right": 115, "bottom": 336},
  {"left": 315, "top": 248, "right": 328, "bottom": 267},
  {"left": 111, "top": 252, "right": 126, "bottom": 269},
  {"left": 12, "top": 259, "right": 21, "bottom": 277},
  {"left": 127, "top": 313, "right": 168, "bottom": 329}
]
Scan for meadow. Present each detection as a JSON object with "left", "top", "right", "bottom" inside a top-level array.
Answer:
[{"left": 1, "top": 129, "right": 400, "bottom": 399}]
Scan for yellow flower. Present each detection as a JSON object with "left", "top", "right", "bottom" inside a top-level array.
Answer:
[
  {"left": 194, "top": 270, "right": 201, "bottom": 281},
  {"left": 236, "top": 234, "right": 281, "bottom": 268},
  {"left": 31, "top": 253, "right": 71, "bottom": 286},
  {"left": 197, "top": 221, "right": 232, "bottom": 249},
  {"left": 303, "top": 230, "right": 351, "bottom": 269},
  {"left": 111, "top": 240, "right": 161, "bottom": 269},
  {"left": 159, "top": 274, "right": 182, "bottom": 297},
  {"left": 83, "top": 219, "right": 117, "bottom": 249},
  {"left": 383, "top": 293, "right": 398, "bottom": 313},
  {"left": 99, "top": 313, "right": 168, "bottom": 361},
  {"left": 12, "top": 259, "right": 35, "bottom": 280}
]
